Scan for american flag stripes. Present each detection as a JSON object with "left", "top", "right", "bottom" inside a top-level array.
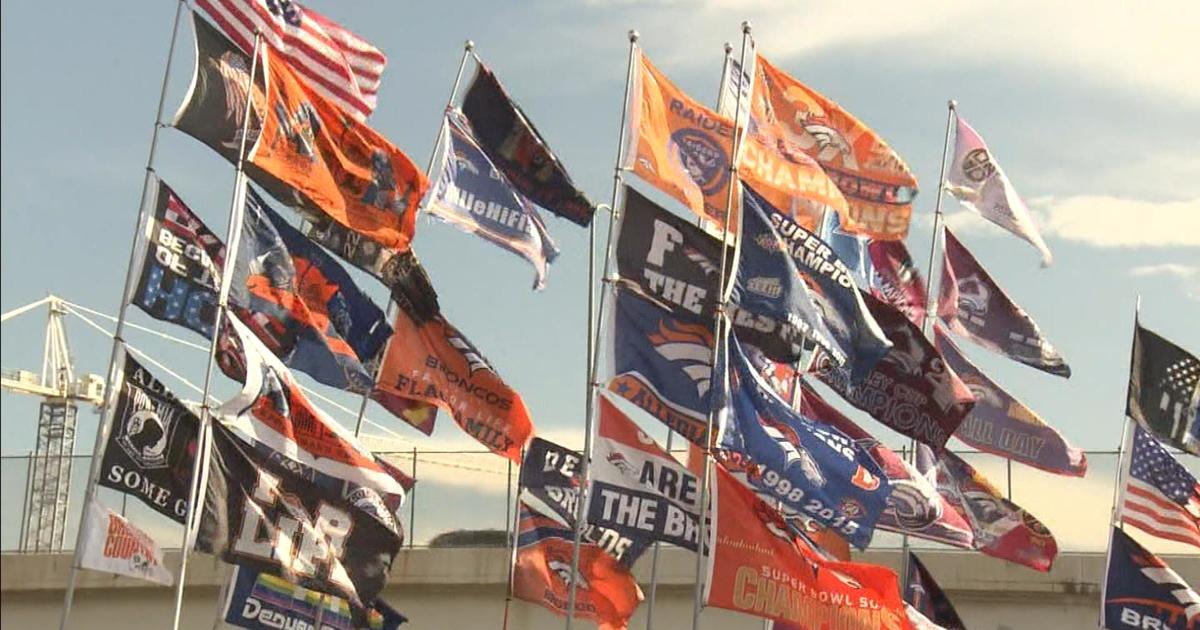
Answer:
[
  {"left": 1119, "top": 425, "right": 1200, "bottom": 549},
  {"left": 195, "top": 0, "right": 385, "bottom": 120}
]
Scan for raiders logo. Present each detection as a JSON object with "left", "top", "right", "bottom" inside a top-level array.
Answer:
[
  {"left": 670, "top": 129, "right": 729, "bottom": 196},
  {"left": 961, "top": 148, "right": 995, "bottom": 182},
  {"left": 116, "top": 401, "right": 174, "bottom": 470}
]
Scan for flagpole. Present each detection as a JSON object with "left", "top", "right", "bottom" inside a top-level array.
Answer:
[
  {"left": 564, "top": 30, "right": 639, "bottom": 629},
  {"left": 351, "top": 40, "right": 475, "bottom": 437},
  {"left": 501, "top": 448, "right": 524, "bottom": 630},
  {"left": 57, "top": 3, "right": 187, "bottom": 628},
  {"left": 691, "top": 21, "right": 752, "bottom": 630},
  {"left": 1100, "top": 296, "right": 1140, "bottom": 627},
  {"left": 168, "top": 31, "right": 264, "bottom": 630}
]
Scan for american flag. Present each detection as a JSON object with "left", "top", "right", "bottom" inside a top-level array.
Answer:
[
  {"left": 196, "top": 0, "right": 386, "bottom": 121},
  {"left": 1120, "top": 425, "right": 1200, "bottom": 549}
]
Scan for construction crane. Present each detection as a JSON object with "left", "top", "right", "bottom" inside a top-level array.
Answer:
[{"left": 1, "top": 296, "right": 105, "bottom": 552}]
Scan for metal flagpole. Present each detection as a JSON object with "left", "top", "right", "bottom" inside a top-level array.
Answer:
[
  {"left": 563, "top": 30, "right": 639, "bottom": 629},
  {"left": 351, "top": 40, "right": 475, "bottom": 436},
  {"left": 501, "top": 448, "right": 524, "bottom": 630},
  {"left": 57, "top": 3, "right": 188, "bottom": 628},
  {"left": 169, "top": 31, "right": 264, "bottom": 630},
  {"left": 691, "top": 21, "right": 753, "bottom": 630}
]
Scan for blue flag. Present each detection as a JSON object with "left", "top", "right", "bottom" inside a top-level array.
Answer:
[
  {"left": 231, "top": 187, "right": 392, "bottom": 393},
  {"left": 717, "top": 333, "right": 892, "bottom": 549},
  {"left": 427, "top": 111, "right": 560, "bottom": 290},
  {"left": 223, "top": 566, "right": 407, "bottom": 630},
  {"left": 743, "top": 184, "right": 891, "bottom": 381},
  {"left": 1103, "top": 527, "right": 1198, "bottom": 629}
]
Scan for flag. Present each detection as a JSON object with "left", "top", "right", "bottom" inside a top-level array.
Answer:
[
  {"left": 176, "top": 14, "right": 427, "bottom": 253},
  {"left": 79, "top": 499, "right": 174, "bottom": 586},
  {"left": 624, "top": 49, "right": 740, "bottom": 230},
  {"left": 519, "top": 438, "right": 651, "bottom": 566},
  {"left": 737, "top": 53, "right": 918, "bottom": 241},
  {"left": 946, "top": 114, "right": 1052, "bottom": 266},
  {"left": 512, "top": 504, "right": 643, "bottom": 630},
  {"left": 460, "top": 63, "right": 596, "bottom": 226},
  {"left": 588, "top": 394, "right": 705, "bottom": 551},
  {"left": 744, "top": 184, "right": 892, "bottom": 382},
  {"left": 923, "top": 445, "right": 1058, "bottom": 571},
  {"left": 1127, "top": 322, "right": 1200, "bottom": 455},
  {"left": 815, "top": 293, "right": 975, "bottom": 451},
  {"left": 374, "top": 305, "right": 534, "bottom": 462},
  {"left": 936, "top": 326, "right": 1087, "bottom": 476},
  {"left": 194, "top": 0, "right": 385, "bottom": 121},
  {"left": 905, "top": 553, "right": 966, "bottom": 630},
  {"left": 1102, "top": 527, "right": 1199, "bottom": 630},
  {"left": 938, "top": 227, "right": 1070, "bottom": 378},
  {"left": 705, "top": 464, "right": 912, "bottom": 629},
  {"left": 98, "top": 353, "right": 201, "bottom": 525},
  {"left": 223, "top": 566, "right": 407, "bottom": 630},
  {"left": 607, "top": 287, "right": 713, "bottom": 447},
  {"left": 427, "top": 111, "right": 560, "bottom": 290},
  {"left": 1119, "top": 425, "right": 1200, "bottom": 549},
  {"left": 233, "top": 186, "right": 392, "bottom": 393},
  {"left": 868, "top": 240, "right": 928, "bottom": 328}
]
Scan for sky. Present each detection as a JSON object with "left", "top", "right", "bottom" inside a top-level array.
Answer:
[{"left": 2, "top": 1, "right": 1198, "bottom": 552}]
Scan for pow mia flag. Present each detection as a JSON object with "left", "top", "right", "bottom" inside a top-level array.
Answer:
[
  {"left": 98, "top": 353, "right": 200, "bottom": 525},
  {"left": 1128, "top": 322, "right": 1200, "bottom": 456}
]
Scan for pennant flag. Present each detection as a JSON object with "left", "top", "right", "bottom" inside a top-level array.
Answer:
[
  {"left": 460, "top": 63, "right": 596, "bottom": 226},
  {"left": 1127, "top": 322, "right": 1200, "bottom": 455},
  {"left": 196, "top": 420, "right": 403, "bottom": 611},
  {"left": 936, "top": 326, "right": 1087, "bottom": 476},
  {"left": 193, "top": 0, "right": 385, "bottom": 121},
  {"left": 520, "top": 438, "right": 651, "bottom": 566},
  {"left": 938, "top": 227, "right": 1070, "bottom": 378},
  {"left": 922, "top": 445, "right": 1058, "bottom": 571},
  {"left": 946, "top": 115, "right": 1052, "bottom": 266},
  {"left": 738, "top": 54, "right": 918, "bottom": 241},
  {"left": 815, "top": 293, "right": 975, "bottom": 451},
  {"left": 625, "top": 49, "right": 740, "bottom": 230},
  {"left": 98, "top": 353, "right": 201, "bottom": 525},
  {"left": 744, "top": 184, "right": 892, "bottom": 382},
  {"left": 1119, "top": 425, "right": 1200, "bottom": 549},
  {"left": 223, "top": 566, "right": 407, "bottom": 630},
  {"left": 719, "top": 334, "right": 893, "bottom": 549},
  {"left": 427, "top": 111, "right": 560, "bottom": 290},
  {"left": 868, "top": 239, "right": 928, "bottom": 328},
  {"left": 905, "top": 553, "right": 966, "bottom": 630},
  {"left": 512, "top": 504, "right": 644, "bottom": 630},
  {"left": 175, "top": 14, "right": 427, "bottom": 253},
  {"left": 233, "top": 187, "right": 392, "bottom": 393},
  {"left": 705, "top": 464, "right": 912, "bottom": 628},
  {"left": 374, "top": 305, "right": 534, "bottom": 462},
  {"left": 607, "top": 287, "right": 714, "bottom": 447},
  {"left": 79, "top": 499, "right": 174, "bottom": 586},
  {"left": 1102, "top": 527, "right": 1199, "bottom": 630}
]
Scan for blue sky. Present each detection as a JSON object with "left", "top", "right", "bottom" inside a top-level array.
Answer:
[{"left": 2, "top": 1, "right": 1198, "bottom": 549}]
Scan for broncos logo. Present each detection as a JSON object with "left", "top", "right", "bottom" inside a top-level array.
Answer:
[
  {"left": 648, "top": 319, "right": 713, "bottom": 399},
  {"left": 607, "top": 452, "right": 637, "bottom": 478},
  {"left": 450, "top": 148, "right": 481, "bottom": 177},
  {"left": 547, "top": 558, "right": 589, "bottom": 590},
  {"left": 444, "top": 324, "right": 494, "bottom": 375},
  {"left": 760, "top": 417, "right": 826, "bottom": 488}
]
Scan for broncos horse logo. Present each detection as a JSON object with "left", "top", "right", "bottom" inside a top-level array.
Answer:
[{"left": 648, "top": 319, "right": 714, "bottom": 399}]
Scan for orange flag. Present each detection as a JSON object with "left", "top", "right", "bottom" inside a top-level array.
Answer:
[{"left": 625, "top": 50, "right": 741, "bottom": 231}]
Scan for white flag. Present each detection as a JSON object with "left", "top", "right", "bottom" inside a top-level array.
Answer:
[
  {"left": 79, "top": 500, "right": 174, "bottom": 586},
  {"left": 946, "top": 115, "right": 1053, "bottom": 266}
]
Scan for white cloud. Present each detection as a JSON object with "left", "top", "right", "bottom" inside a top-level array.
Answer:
[
  {"left": 1129, "top": 263, "right": 1200, "bottom": 302},
  {"left": 1034, "top": 195, "right": 1200, "bottom": 248}
]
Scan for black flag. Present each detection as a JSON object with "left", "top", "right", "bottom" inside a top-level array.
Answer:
[
  {"left": 1127, "top": 322, "right": 1200, "bottom": 456},
  {"left": 904, "top": 552, "right": 966, "bottom": 630}
]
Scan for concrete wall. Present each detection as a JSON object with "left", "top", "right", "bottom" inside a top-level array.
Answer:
[{"left": 3, "top": 548, "right": 1196, "bottom": 629}]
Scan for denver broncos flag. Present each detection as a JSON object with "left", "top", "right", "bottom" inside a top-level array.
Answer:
[
  {"left": 512, "top": 503, "right": 643, "bottom": 630},
  {"left": 175, "top": 14, "right": 427, "bottom": 253},
  {"left": 1102, "top": 527, "right": 1198, "bottom": 630}
]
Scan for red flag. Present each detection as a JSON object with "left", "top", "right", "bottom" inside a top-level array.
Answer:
[{"left": 867, "top": 240, "right": 927, "bottom": 328}]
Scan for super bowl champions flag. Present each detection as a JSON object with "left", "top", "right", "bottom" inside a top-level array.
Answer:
[
  {"left": 938, "top": 227, "right": 1070, "bottom": 378},
  {"left": 1118, "top": 425, "right": 1200, "bottom": 549},
  {"left": 905, "top": 553, "right": 966, "bottom": 630},
  {"left": 718, "top": 334, "right": 892, "bottom": 549},
  {"left": 705, "top": 464, "right": 911, "bottom": 629},
  {"left": 79, "top": 499, "right": 174, "bottom": 586},
  {"left": 98, "top": 353, "right": 200, "bottom": 525},
  {"left": 1127, "top": 322, "right": 1200, "bottom": 456},
  {"left": 815, "top": 293, "right": 975, "bottom": 451},
  {"left": 936, "top": 326, "right": 1086, "bottom": 477},
  {"left": 461, "top": 63, "right": 596, "bottom": 227},
  {"left": 512, "top": 503, "right": 644, "bottom": 630},
  {"left": 1102, "top": 527, "right": 1199, "bottom": 630},
  {"left": 223, "top": 566, "right": 407, "bottom": 630},
  {"left": 946, "top": 114, "right": 1052, "bottom": 266},
  {"left": 427, "top": 110, "right": 560, "bottom": 290},
  {"left": 196, "top": 420, "right": 403, "bottom": 611},
  {"left": 175, "top": 14, "right": 428, "bottom": 253}
]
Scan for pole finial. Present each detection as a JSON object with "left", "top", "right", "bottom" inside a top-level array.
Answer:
[
  {"left": 628, "top": 29, "right": 639, "bottom": 42},
  {"left": 724, "top": 42, "right": 733, "bottom": 54},
  {"left": 465, "top": 40, "right": 475, "bottom": 51},
  {"left": 948, "top": 99, "right": 957, "bottom": 110},
  {"left": 741, "top": 20, "right": 752, "bottom": 34}
]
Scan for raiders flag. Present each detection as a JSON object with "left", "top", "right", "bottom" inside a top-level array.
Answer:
[
  {"left": 98, "top": 353, "right": 200, "bottom": 525},
  {"left": 195, "top": 421, "right": 402, "bottom": 611}
]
